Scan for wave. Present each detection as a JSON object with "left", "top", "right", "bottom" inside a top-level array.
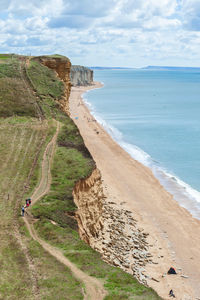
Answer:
[{"left": 83, "top": 93, "right": 200, "bottom": 220}]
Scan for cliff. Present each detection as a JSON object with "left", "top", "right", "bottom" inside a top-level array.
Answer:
[
  {"left": 0, "top": 53, "right": 160, "bottom": 299},
  {"left": 70, "top": 65, "right": 93, "bottom": 86},
  {"left": 38, "top": 56, "right": 157, "bottom": 290},
  {"left": 35, "top": 55, "right": 71, "bottom": 115},
  {"left": 73, "top": 168, "right": 153, "bottom": 285}
]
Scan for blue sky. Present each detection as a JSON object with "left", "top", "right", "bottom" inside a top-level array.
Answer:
[{"left": 1, "top": 0, "right": 200, "bottom": 67}]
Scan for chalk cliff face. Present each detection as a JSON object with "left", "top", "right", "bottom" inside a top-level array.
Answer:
[
  {"left": 36, "top": 55, "right": 71, "bottom": 115},
  {"left": 70, "top": 65, "right": 93, "bottom": 86}
]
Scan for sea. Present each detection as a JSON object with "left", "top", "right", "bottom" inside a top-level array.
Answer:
[{"left": 83, "top": 68, "right": 200, "bottom": 219}]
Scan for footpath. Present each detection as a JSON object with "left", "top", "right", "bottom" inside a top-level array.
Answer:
[{"left": 24, "top": 120, "right": 107, "bottom": 300}]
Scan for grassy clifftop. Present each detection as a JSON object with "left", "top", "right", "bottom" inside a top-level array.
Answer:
[{"left": 0, "top": 54, "right": 160, "bottom": 299}]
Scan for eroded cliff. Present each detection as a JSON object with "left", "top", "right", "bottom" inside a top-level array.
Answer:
[
  {"left": 73, "top": 168, "right": 154, "bottom": 285},
  {"left": 36, "top": 55, "right": 71, "bottom": 115},
  {"left": 41, "top": 56, "right": 155, "bottom": 287},
  {"left": 70, "top": 65, "right": 93, "bottom": 86}
]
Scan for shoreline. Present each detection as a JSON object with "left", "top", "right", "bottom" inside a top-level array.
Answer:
[
  {"left": 83, "top": 83, "right": 200, "bottom": 221},
  {"left": 69, "top": 82, "right": 200, "bottom": 299}
]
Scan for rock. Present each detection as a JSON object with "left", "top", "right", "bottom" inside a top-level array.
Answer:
[
  {"left": 122, "top": 263, "right": 130, "bottom": 268},
  {"left": 113, "top": 259, "right": 120, "bottom": 266},
  {"left": 70, "top": 65, "right": 93, "bottom": 86},
  {"left": 146, "top": 253, "right": 152, "bottom": 257},
  {"left": 181, "top": 275, "right": 189, "bottom": 278}
]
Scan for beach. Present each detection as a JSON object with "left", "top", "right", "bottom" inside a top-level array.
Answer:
[{"left": 69, "top": 82, "right": 200, "bottom": 300}]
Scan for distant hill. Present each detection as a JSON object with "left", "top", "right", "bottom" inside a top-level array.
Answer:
[
  {"left": 89, "top": 65, "right": 200, "bottom": 71},
  {"left": 142, "top": 65, "right": 200, "bottom": 71},
  {"left": 89, "top": 66, "right": 134, "bottom": 70}
]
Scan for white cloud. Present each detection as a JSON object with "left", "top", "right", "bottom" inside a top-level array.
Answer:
[
  {"left": 181, "top": 0, "right": 200, "bottom": 30},
  {"left": 0, "top": 0, "right": 200, "bottom": 67}
]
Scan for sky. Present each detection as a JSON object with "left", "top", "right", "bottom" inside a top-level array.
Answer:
[{"left": 1, "top": 0, "right": 200, "bottom": 67}]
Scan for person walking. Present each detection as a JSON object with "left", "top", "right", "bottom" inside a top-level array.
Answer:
[{"left": 21, "top": 206, "right": 25, "bottom": 217}]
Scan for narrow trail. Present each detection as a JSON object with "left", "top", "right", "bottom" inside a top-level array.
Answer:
[{"left": 24, "top": 121, "right": 107, "bottom": 300}]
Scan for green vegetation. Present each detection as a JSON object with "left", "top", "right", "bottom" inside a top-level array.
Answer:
[
  {"left": 0, "top": 54, "right": 161, "bottom": 299},
  {"left": 19, "top": 220, "right": 83, "bottom": 300},
  {"left": 0, "top": 54, "right": 13, "bottom": 62},
  {"left": 0, "top": 235, "right": 32, "bottom": 299},
  {"left": 43, "top": 54, "right": 68, "bottom": 59},
  {"left": 0, "top": 56, "right": 84, "bottom": 299},
  {"left": 0, "top": 60, "right": 40, "bottom": 117},
  {"left": 32, "top": 123, "right": 160, "bottom": 299},
  {"left": 0, "top": 56, "right": 9, "bottom": 59},
  {"left": 57, "top": 119, "right": 91, "bottom": 156},
  {"left": 27, "top": 60, "right": 64, "bottom": 100},
  {"left": 0, "top": 117, "right": 51, "bottom": 299},
  {"left": 26, "top": 59, "right": 66, "bottom": 119},
  {"left": 32, "top": 119, "right": 94, "bottom": 228}
]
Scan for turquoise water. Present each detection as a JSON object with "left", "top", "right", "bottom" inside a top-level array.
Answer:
[{"left": 83, "top": 69, "right": 200, "bottom": 218}]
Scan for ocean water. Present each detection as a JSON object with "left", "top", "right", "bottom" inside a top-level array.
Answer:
[{"left": 83, "top": 69, "right": 200, "bottom": 219}]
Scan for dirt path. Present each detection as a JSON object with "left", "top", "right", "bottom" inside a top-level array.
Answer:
[{"left": 24, "top": 121, "right": 107, "bottom": 300}]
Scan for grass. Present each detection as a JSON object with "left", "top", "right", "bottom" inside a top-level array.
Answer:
[
  {"left": 26, "top": 59, "right": 68, "bottom": 120},
  {"left": 39, "top": 54, "right": 68, "bottom": 59},
  {"left": 0, "top": 60, "right": 40, "bottom": 117},
  {"left": 0, "top": 54, "right": 13, "bottom": 58},
  {"left": 0, "top": 54, "right": 161, "bottom": 299},
  {"left": 19, "top": 220, "right": 83, "bottom": 300},
  {"left": 0, "top": 54, "right": 13, "bottom": 63},
  {"left": 0, "top": 117, "right": 51, "bottom": 299},
  {"left": 0, "top": 234, "right": 32, "bottom": 299},
  {"left": 0, "top": 56, "right": 85, "bottom": 299},
  {"left": 32, "top": 122, "right": 94, "bottom": 228},
  {"left": 0, "top": 60, "right": 20, "bottom": 78},
  {"left": 31, "top": 122, "right": 160, "bottom": 299},
  {"left": 27, "top": 60, "right": 64, "bottom": 100},
  {"left": 0, "top": 116, "right": 84, "bottom": 299}
]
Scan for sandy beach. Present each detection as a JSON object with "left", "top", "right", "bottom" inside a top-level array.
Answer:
[{"left": 69, "top": 82, "right": 200, "bottom": 300}]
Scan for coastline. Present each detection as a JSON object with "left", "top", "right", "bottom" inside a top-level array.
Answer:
[{"left": 69, "top": 82, "right": 200, "bottom": 299}]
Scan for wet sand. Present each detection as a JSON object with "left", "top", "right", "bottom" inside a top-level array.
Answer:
[{"left": 69, "top": 82, "right": 200, "bottom": 300}]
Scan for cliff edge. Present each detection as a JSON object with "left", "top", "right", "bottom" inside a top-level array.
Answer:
[
  {"left": 33, "top": 55, "right": 71, "bottom": 115},
  {"left": 70, "top": 65, "right": 93, "bottom": 86}
]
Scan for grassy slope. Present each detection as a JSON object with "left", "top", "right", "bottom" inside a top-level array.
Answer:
[
  {"left": 0, "top": 55, "right": 161, "bottom": 299},
  {"left": 0, "top": 56, "right": 83, "bottom": 300},
  {"left": 27, "top": 59, "right": 161, "bottom": 299}
]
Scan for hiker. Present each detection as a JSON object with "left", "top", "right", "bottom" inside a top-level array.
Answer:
[
  {"left": 169, "top": 289, "right": 175, "bottom": 298},
  {"left": 28, "top": 198, "right": 31, "bottom": 205},
  {"left": 21, "top": 206, "right": 25, "bottom": 217},
  {"left": 26, "top": 199, "right": 29, "bottom": 206}
]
